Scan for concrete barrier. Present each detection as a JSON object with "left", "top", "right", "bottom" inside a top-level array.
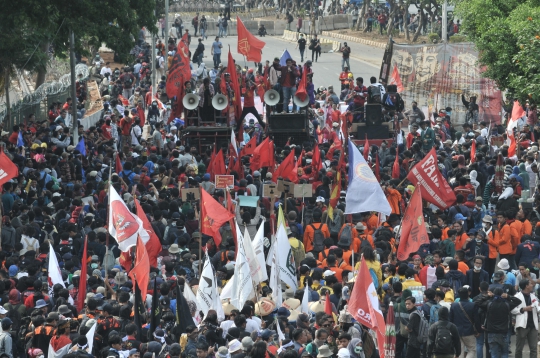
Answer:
[
  {"left": 206, "top": 21, "right": 218, "bottom": 36},
  {"left": 274, "top": 20, "right": 288, "bottom": 35},
  {"left": 333, "top": 14, "right": 349, "bottom": 30},
  {"left": 243, "top": 20, "right": 259, "bottom": 34}
]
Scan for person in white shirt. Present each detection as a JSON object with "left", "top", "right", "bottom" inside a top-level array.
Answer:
[
  {"left": 156, "top": 55, "right": 165, "bottom": 83},
  {"left": 100, "top": 62, "right": 112, "bottom": 77},
  {"left": 131, "top": 118, "right": 142, "bottom": 146},
  {"left": 20, "top": 229, "right": 39, "bottom": 256},
  {"left": 511, "top": 279, "right": 539, "bottom": 358}
]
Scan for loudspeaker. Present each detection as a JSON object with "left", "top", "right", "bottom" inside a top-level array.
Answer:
[
  {"left": 365, "top": 104, "right": 383, "bottom": 126},
  {"left": 357, "top": 124, "right": 391, "bottom": 139},
  {"left": 268, "top": 113, "right": 308, "bottom": 132}
]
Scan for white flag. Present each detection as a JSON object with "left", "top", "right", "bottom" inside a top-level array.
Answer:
[
  {"left": 269, "top": 248, "right": 283, "bottom": 307},
  {"left": 239, "top": 223, "right": 265, "bottom": 285},
  {"left": 220, "top": 279, "right": 233, "bottom": 300},
  {"left": 108, "top": 183, "right": 143, "bottom": 251},
  {"left": 276, "top": 208, "right": 298, "bottom": 290},
  {"left": 301, "top": 286, "right": 310, "bottom": 314},
  {"left": 253, "top": 219, "right": 268, "bottom": 282},
  {"left": 229, "top": 229, "right": 254, "bottom": 310},
  {"left": 197, "top": 251, "right": 225, "bottom": 322},
  {"left": 86, "top": 321, "right": 97, "bottom": 353},
  {"left": 266, "top": 234, "right": 276, "bottom": 266},
  {"left": 48, "top": 243, "right": 65, "bottom": 291},
  {"left": 276, "top": 318, "right": 286, "bottom": 341}
]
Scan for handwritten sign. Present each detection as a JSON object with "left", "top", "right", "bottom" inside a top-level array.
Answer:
[
  {"left": 263, "top": 184, "right": 281, "bottom": 198},
  {"left": 215, "top": 175, "right": 235, "bottom": 189},
  {"left": 293, "top": 184, "right": 313, "bottom": 198}
]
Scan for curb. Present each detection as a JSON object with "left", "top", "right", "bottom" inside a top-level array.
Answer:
[{"left": 321, "top": 31, "right": 386, "bottom": 49}]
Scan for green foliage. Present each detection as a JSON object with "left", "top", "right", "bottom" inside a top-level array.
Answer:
[
  {"left": 428, "top": 33, "right": 440, "bottom": 43},
  {"left": 456, "top": 0, "right": 540, "bottom": 103},
  {"left": 0, "top": 0, "right": 157, "bottom": 74},
  {"left": 448, "top": 34, "right": 466, "bottom": 43}
]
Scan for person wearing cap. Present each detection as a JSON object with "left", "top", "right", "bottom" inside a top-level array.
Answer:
[
  {"left": 32, "top": 312, "right": 60, "bottom": 354},
  {"left": 96, "top": 303, "right": 121, "bottom": 339}
]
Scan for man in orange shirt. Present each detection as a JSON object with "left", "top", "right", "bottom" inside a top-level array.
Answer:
[
  {"left": 454, "top": 250, "right": 470, "bottom": 275},
  {"left": 452, "top": 218, "right": 469, "bottom": 251},
  {"left": 326, "top": 255, "right": 344, "bottom": 282},
  {"left": 497, "top": 211, "right": 517, "bottom": 269},
  {"left": 482, "top": 215, "right": 499, "bottom": 278},
  {"left": 303, "top": 208, "right": 331, "bottom": 254},
  {"left": 507, "top": 210, "right": 522, "bottom": 262},
  {"left": 356, "top": 223, "right": 374, "bottom": 249},
  {"left": 384, "top": 184, "right": 402, "bottom": 215}
]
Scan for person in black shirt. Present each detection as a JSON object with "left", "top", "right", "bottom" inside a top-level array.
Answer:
[
  {"left": 296, "top": 34, "right": 307, "bottom": 62},
  {"left": 310, "top": 35, "right": 321, "bottom": 62}
]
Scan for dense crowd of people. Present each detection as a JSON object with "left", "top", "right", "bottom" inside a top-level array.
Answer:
[{"left": 0, "top": 9, "right": 539, "bottom": 358}]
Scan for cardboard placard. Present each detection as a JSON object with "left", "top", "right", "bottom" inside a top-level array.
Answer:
[
  {"left": 293, "top": 184, "right": 313, "bottom": 198},
  {"left": 277, "top": 178, "right": 294, "bottom": 193},
  {"left": 181, "top": 188, "right": 200, "bottom": 201},
  {"left": 215, "top": 175, "right": 235, "bottom": 189},
  {"left": 239, "top": 196, "right": 259, "bottom": 207},
  {"left": 263, "top": 184, "right": 281, "bottom": 198}
]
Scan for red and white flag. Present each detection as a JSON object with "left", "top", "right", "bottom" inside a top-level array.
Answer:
[
  {"left": 507, "top": 100, "right": 525, "bottom": 131},
  {"left": 48, "top": 242, "right": 65, "bottom": 291},
  {"left": 348, "top": 259, "right": 386, "bottom": 358},
  {"left": 108, "top": 184, "right": 143, "bottom": 251},
  {"left": 0, "top": 148, "right": 18, "bottom": 187}
]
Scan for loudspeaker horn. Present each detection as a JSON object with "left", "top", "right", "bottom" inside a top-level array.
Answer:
[
  {"left": 183, "top": 93, "right": 200, "bottom": 110},
  {"left": 212, "top": 94, "right": 228, "bottom": 111},
  {"left": 264, "top": 89, "right": 280, "bottom": 106},
  {"left": 293, "top": 94, "right": 310, "bottom": 108}
]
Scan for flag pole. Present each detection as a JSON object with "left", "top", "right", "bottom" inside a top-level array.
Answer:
[{"left": 198, "top": 186, "right": 203, "bottom": 276}]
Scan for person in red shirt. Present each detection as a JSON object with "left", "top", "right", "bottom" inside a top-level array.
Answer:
[
  {"left": 339, "top": 67, "right": 352, "bottom": 90},
  {"left": 119, "top": 116, "right": 132, "bottom": 152},
  {"left": 239, "top": 76, "right": 264, "bottom": 128},
  {"left": 8, "top": 125, "right": 20, "bottom": 145},
  {"left": 280, "top": 58, "right": 299, "bottom": 114},
  {"left": 62, "top": 98, "right": 72, "bottom": 111},
  {"left": 101, "top": 119, "right": 113, "bottom": 140}
]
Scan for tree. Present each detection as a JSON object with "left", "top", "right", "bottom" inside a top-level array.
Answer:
[{"left": 456, "top": 0, "right": 540, "bottom": 103}]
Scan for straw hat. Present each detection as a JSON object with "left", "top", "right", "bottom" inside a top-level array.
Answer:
[
  {"left": 288, "top": 309, "right": 300, "bottom": 322},
  {"left": 254, "top": 297, "right": 276, "bottom": 316},
  {"left": 282, "top": 298, "right": 301, "bottom": 311},
  {"left": 309, "top": 301, "right": 325, "bottom": 313},
  {"left": 222, "top": 301, "right": 238, "bottom": 315}
]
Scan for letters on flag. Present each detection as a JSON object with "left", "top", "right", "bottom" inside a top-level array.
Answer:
[
  {"left": 406, "top": 148, "right": 456, "bottom": 209},
  {"left": 108, "top": 184, "right": 142, "bottom": 251}
]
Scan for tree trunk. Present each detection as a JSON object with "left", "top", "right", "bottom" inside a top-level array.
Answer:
[
  {"left": 386, "top": 0, "right": 397, "bottom": 36},
  {"left": 404, "top": 5, "right": 410, "bottom": 41},
  {"left": 356, "top": 0, "right": 366, "bottom": 30},
  {"left": 34, "top": 42, "right": 49, "bottom": 89},
  {"left": 412, "top": 9, "right": 424, "bottom": 42}
]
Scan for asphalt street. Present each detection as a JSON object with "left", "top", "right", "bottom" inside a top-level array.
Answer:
[{"left": 186, "top": 34, "right": 384, "bottom": 91}]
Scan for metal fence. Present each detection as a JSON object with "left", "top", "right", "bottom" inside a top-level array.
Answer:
[{"left": 1, "top": 64, "right": 88, "bottom": 129}]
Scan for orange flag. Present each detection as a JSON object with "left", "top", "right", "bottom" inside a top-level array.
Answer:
[
  {"left": 200, "top": 189, "right": 235, "bottom": 246},
  {"left": 115, "top": 153, "right": 123, "bottom": 174},
  {"left": 508, "top": 130, "right": 516, "bottom": 157},
  {"left": 134, "top": 199, "right": 162, "bottom": 267},
  {"left": 296, "top": 65, "right": 308, "bottom": 101},
  {"left": 272, "top": 150, "right": 298, "bottom": 183},
  {"left": 470, "top": 140, "right": 476, "bottom": 163},
  {"left": 348, "top": 259, "right": 386, "bottom": 358},
  {"left": 397, "top": 186, "right": 430, "bottom": 261},
  {"left": 236, "top": 17, "right": 266, "bottom": 62},
  {"left": 129, "top": 236, "right": 150, "bottom": 302}
]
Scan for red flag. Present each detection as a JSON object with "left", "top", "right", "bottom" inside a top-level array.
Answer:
[
  {"left": 241, "top": 136, "right": 257, "bottom": 156},
  {"left": 325, "top": 292, "right": 333, "bottom": 319},
  {"left": 200, "top": 189, "right": 235, "bottom": 246},
  {"left": 77, "top": 237, "right": 88, "bottom": 311},
  {"left": 272, "top": 150, "right": 298, "bottom": 183},
  {"left": 406, "top": 148, "right": 456, "bottom": 209},
  {"left": 296, "top": 65, "right": 308, "bottom": 102},
  {"left": 508, "top": 100, "right": 525, "bottom": 130},
  {"left": 168, "top": 83, "right": 185, "bottom": 124},
  {"left": 236, "top": 17, "right": 266, "bottom": 62},
  {"left": 508, "top": 130, "right": 516, "bottom": 157},
  {"left": 312, "top": 145, "right": 322, "bottom": 173},
  {"left": 207, "top": 147, "right": 217, "bottom": 180},
  {"left": 226, "top": 51, "right": 242, "bottom": 123},
  {"left": 397, "top": 186, "right": 430, "bottom": 260},
  {"left": 134, "top": 199, "right": 162, "bottom": 267},
  {"left": 375, "top": 154, "right": 380, "bottom": 181},
  {"left": 0, "top": 148, "right": 18, "bottom": 186},
  {"left": 389, "top": 65, "right": 404, "bottom": 92},
  {"left": 166, "top": 35, "right": 191, "bottom": 121},
  {"left": 213, "top": 149, "right": 227, "bottom": 180},
  {"left": 118, "top": 95, "right": 130, "bottom": 106},
  {"left": 363, "top": 135, "right": 369, "bottom": 162},
  {"left": 119, "top": 251, "right": 132, "bottom": 273},
  {"left": 392, "top": 147, "right": 400, "bottom": 179},
  {"left": 137, "top": 107, "right": 146, "bottom": 127},
  {"left": 348, "top": 259, "right": 386, "bottom": 358},
  {"left": 129, "top": 236, "right": 150, "bottom": 302},
  {"left": 115, "top": 153, "right": 123, "bottom": 174},
  {"left": 470, "top": 140, "right": 476, "bottom": 163},
  {"left": 220, "top": 73, "right": 227, "bottom": 95},
  {"left": 250, "top": 137, "right": 274, "bottom": 170}
]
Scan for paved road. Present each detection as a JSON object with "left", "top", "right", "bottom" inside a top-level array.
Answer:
[{"left": 183, "top": 34, "right": 384, "bottom": 91}]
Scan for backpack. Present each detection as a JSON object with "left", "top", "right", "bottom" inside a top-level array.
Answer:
[
  {"left": 303, "top": 206, "right": 314, "bottom": 225},
  {"left": 412, "top": 310, "right": 429, "bottom": 344},
  {"left": 369, "top": 268, "right": 379, "bottom": 289},
  {"left": 429, "top": 303, "right": 441, "bottom": 325},
  {"left": 156, "top": 56, "right": 162, "bottom": 69},
  {"left": 358, "top": 235, "right": 372, "bottom": 250},
  {"left": 328, "top": 212, "right": 342, "bottom": 236},
  {"left": 447, "top": 275, "right": 463, "bottom": 294},
  {"left": 287, "top": 14, "right": 294, "bottom": 23},
  {"left": 5, "top": 303, "right": 23, "bottom": 335},
  {"left": 123, "top": 76, "right": 133, "bottom": 88},
  {"left": 338, "top": 224, "right": 353, "bottom": 247},
  {"left": 103, "top": 245, "right": 117, "bottom": 269},
  {"left": 434, "top": 321, "right": 454, "bottom": 353},
  {"left": 367, "top": 84, "right": 382, "bottom": 103},
  {"left": 383, "top": 92, "right": 404, "bottom": 112},
  {"left": 165, "top": 225, "right": 181, "bottom": 246},
  {"left": 120, "top": 170, "right": 135, "bottom": 185},
  {"left": 310, "top": 224, "right": 325, "bottom": 252},
  {"left": 290, "top": 238, "right": 305, "bottom": 268}
]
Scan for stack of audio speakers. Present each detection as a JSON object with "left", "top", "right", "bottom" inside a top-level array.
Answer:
[{"left": 357, "top": 103, "right": 392, "bottom": 139}]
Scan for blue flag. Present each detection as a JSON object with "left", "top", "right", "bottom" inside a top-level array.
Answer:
[
  {"left": 280, "top": 50, "right": 292, "bottom": 66},
  {"left": 344, "top": 140, "right": 392, "bottom": 216},
  {"left": 75, "top": 137, "right": 86, "bottom": 156},
  {"left": 17, "top": 132, "right": 24, "bottom": 147}
]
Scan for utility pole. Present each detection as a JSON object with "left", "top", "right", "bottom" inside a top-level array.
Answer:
[
  {"left": 151, "top": 14, "right": 157, "bottom": 97},
  {"left": 69, "top": 30, "right": 79, "bottom": 145},
  {"left": 442, "top": 0, "right": 447, "bottom": 42},
  {"left": 164, "top": 0, "right": 169, "bottom": 73}
]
